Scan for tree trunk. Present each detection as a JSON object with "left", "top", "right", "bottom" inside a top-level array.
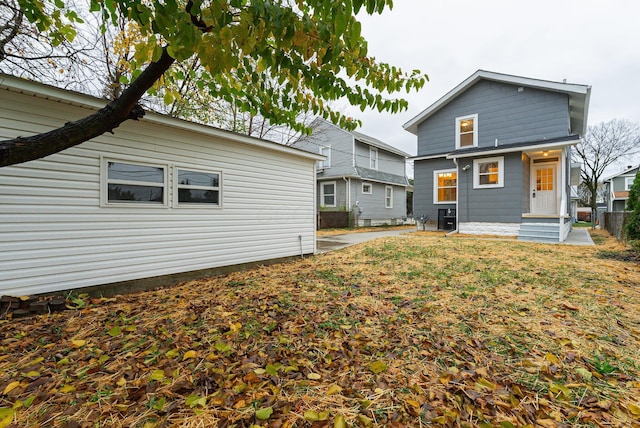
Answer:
[{"left": 0, "top": 47, "right": 175, "bottom": 167}]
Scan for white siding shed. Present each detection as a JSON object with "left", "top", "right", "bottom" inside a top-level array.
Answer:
[{"left": 0, "top": 75, "right": 321, "bottom": 297}]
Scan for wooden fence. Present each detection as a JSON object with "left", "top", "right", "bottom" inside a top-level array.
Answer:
[{"left": 602, "top": 211, "right": 632, "bottom": 241}]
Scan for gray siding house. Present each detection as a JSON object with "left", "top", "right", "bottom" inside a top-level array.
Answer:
[
  {"left": 604, "top": 165, "right": 639, "bottom": 211},
  {"left": 293, "top": 118, "right": 411, "bottom": 227},
  {"left": 404, "top": 70, "right": 591, "bottom": 242}
]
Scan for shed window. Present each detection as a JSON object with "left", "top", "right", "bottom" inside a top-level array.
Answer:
[
  {"left": 433, "top": 169, "right": 457, "bottom": 203},
  {"left": 106, "top": 161, "right": 166, "bottom": 204},
  {"left": 176, "top": 169, "right": 220, "bottom": 205},
  {"left": 473, "top": 156, "right": 504, "bottom": 188},
  {"left": 455, "top": 114, "right": 478, "bottom": 149}
]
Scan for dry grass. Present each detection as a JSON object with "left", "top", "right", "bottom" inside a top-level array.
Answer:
[
  {"left": 316, "top": 225, "right": 416, "bottom": 236},
  {"left": 1, "top": 230, "right": 640, "bottom": 427}
]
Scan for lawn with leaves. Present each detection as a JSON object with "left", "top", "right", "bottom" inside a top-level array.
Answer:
[{"left": 1, "top": 230, "right": 640, "bottom": 427}]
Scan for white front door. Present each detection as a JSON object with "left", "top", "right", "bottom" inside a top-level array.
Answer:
[{"left": 531, "top": 163, "right": 557, "bottom": 214}]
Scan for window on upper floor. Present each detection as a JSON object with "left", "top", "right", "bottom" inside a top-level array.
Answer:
[
  {"left": 433, "top": 169, "right": 457, "bottom": 204},
  {"left": 456, "top": 114, "right": 478, "bottom": 149},
  {"left": 473, "top": 156, "right": 504, "bottom": 189},
  {"left": 625, "top": 175, "right": 636, "bottom": 191},
  {"left": 370, "top": 147, "right": 378, "bottom": 169},
  {"left": 319, "top": 146, "right": 331, "bottom": 169},
  {"left": 321, "top": 181, "right": 336, "bottom": 207}
]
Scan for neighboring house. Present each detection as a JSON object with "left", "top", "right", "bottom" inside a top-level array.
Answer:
[
  {"left": 604, "top": 165, "right": 639, "bottom": 211},
  {"left": 404, "top": 70, "right": 591, "bottom": 242},
  {"left": 292, "top": 118, "right": 411, "bottom": 228},
  {"left": 0, "top": 75, "right": 322, "bottom": 298}
]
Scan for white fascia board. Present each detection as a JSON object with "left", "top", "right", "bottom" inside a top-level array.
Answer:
[
  {"left": 446, "top": 139, "right": 580, "bottom": 159},
  {"left": 0, "top": 74, "right": 323, "bottom": 162}
]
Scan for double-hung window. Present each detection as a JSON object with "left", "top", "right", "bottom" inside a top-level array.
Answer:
[
  {"left": 176, "top": 169, "right": 221, "bottom": 206},
  {"left": 321, "top": 181, "right": 336, "bottom": 207},
  {"left": 455, "top": 114, "right": 478, "bottom": 149},
  {"left": 433, "top": 169, "right": 457, "bottom": 203},
  {"left": 370, "top": 147, "right": 378, "bottom": 169},
  {"left": 105, "top": 160, "right": 166, "bottom": 204},
  {"left": 625, "top": 176, "right": 636, "bottom": 191},
  {"left": 385, "top": 186, "right": 393, "bottom": 208},
  {"left": 473, "top": 156, "right": 504, "bottom": 188},
  {"left": 319, "top": 146, "right": 331, "bottom": 169}
]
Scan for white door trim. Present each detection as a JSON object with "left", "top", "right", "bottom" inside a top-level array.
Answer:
[{"left": 530, "top": 159, "right": 559, "bottom": 215}]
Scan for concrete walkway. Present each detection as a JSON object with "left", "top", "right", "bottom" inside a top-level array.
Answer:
[
  {"left": 562, "top": 228, "right": 595, "bottom": 246},
  {"left": 316, "top": 229, "right": 411, "bottom": 253},
  {"left": 316, "top": 227, "right": 594, "bottom": 253}
]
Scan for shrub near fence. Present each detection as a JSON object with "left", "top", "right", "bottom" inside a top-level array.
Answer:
[{"left": 603, "top": 211, "right": 632, "bottom": 241}]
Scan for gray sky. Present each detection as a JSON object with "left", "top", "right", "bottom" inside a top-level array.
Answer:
[{"left": 347, "top": 0, "right": 640, "bottom": 174}]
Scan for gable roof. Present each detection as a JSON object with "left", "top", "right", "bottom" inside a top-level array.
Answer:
[
  {"left": 604, "top": 165, "right": 639, "bottom": 182},
  {"left": 403, "top": 70, "right": 591, "bottom": 136},
  {"left": 0, "top": 74, "right": 324, "bottom": 162},
  {"left": 310, "top": 117, "right": 410, "bottom": 158}
]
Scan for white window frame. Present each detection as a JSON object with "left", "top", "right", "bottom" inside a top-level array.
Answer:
[
  {"left": 455, "top": 114, "right": 478, "bottom": 149},
  {"left": 174, "top": 166, "right": 222, "bottom": 208},
  {"left": 385, "top": 185, "right": 393, "bottom": 208},
  {"left": 101, "top": 157, "right": 168, "bottom": 207},
  {"left": 319, "top": 146, "right": 331, "bottom": 169},
  {"left": 362, "top": 182, "right": 372, "bottom": 194},
  {"left": 433, "top": 168, "right": 457, "bottom": 204},
  {"left": 473, "top": 156, "right": 504, "bottom": 189},
  {"left": 321, "top": 181, "right": 337, "bottom": 208},
  {"left": 370, "top": 147, "right": 378, "bottom": 170},
  {"left": 625, "top": 176, "right": 635, "bottom": 191}
]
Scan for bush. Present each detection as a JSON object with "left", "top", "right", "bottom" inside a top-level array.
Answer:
[{"left": 626, "top": 173, "right": 640, "bottom": 241}]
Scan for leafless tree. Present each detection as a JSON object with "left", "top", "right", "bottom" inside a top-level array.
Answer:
[
  {"left": 0, "top": 0, "right": 103, "bottom": 94},
  {"left": 573, "top": 119, "right": 640, "bottom": 226}
]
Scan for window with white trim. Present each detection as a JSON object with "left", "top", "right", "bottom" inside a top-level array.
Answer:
[
  {"left": 319, "top": 146, "right": 331, "bottom": 169},
  {"left": 385, "top": 185, "right": 393, "bottom": 208},
  {"left": 321, "top": 181, "right": 336, "bottom": 207},
  {"left": 455, "top": 114, "right": 478, "bottom": 149},
  {"left": 625, "top": 176, "right": 636, "bottom": 191},
  {"left": 176, "top": 168, "right": 220, "bottom": 206},
  {"left": 106, "top": 160, "right": 166, "bottom": 204},
  {"left": 370, "top": 147, "right": 378, "bottom": 169},
  {"left": 473, "top": 156, "right": 504, "bottom": 189},
  {"left": 362, "top": 182, "right": 372, "bottom": 194},
  {"left": 433, "top": 169, "right": 457, "bottom": 204}
]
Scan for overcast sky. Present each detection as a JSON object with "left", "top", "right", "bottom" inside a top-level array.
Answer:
[{"left": 346, "top": 0, "right": 640, "bottom": 175}]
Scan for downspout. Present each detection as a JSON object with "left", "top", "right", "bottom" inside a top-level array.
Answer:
[{"left": 344, "top": 177, "right": 351, "bottom": 215}]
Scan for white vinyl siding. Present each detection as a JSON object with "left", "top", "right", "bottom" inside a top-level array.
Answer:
[{"left": 0, "top": 85, "right": 318, "bottom": 297}]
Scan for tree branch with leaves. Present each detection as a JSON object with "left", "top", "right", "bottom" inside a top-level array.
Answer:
[{"left": 0, "top": 0, "right": 427, "bottom": 167}]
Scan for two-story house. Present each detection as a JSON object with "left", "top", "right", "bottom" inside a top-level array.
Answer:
[
  {"left": 404, "top": 70, "right": 591, "bottom": 242},
  {"left": 293, "top": 118, "right": 411, "bottom": 228},
  {"left": 604, "top": 165, "right": 639, "bottom": 211}
]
